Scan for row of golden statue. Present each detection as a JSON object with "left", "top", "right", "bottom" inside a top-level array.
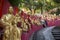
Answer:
[{"left": 0, "top": 6, "right": 41, "bottom": 40}]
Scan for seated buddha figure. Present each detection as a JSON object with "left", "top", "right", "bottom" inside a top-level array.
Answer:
[
  {"left": 34, "top": 19, "right": 41, "bottom": 26},
  {"left": 0, "top": 6, "right": 22, "bottom": 40},
  {"left": 20, "top": 18, "right": 29, "bottom": 32},
  {"left": 24, "top": 19, "right": 31, "bottom": 31}
]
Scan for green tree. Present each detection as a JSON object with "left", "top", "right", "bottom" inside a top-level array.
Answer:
[
  {"left": 8, "top": 0, "right": 60, "bottom": 15},
  {"left": 21, "top": 0, "right": 43, "bottom": 14},
  {"left": 8, "top": 0, "right": 21, "bottom": 6}
]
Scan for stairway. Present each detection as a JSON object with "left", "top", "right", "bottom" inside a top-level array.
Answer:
[{"left": 52, "top": 27, "right": 60, "bottom": 40}]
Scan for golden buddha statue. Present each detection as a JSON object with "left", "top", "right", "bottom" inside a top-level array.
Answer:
[
  {"left": 22, "top": 22, "right": 29, "bottom": 31},
  {"left": 1, "top": 6, "right": 22, "bottom": 40},
  {"left": 1, "top": 6, "right": 15, "bottom": 25},
  {"left": 34, "top": 19, "right": 41, "bottom": 26},
  {"left": 31, "top": 19, "right": 35, "bottom": 24},
  {"left": 20, "top": 18, "right": 29, "bottom": 32},
  {"left": 25, "top": 19, "right": 31, "bottom": 30}
]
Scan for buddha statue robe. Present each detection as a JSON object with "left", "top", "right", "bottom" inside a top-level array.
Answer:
[{"left": 1, "top": 13, "right": 22, "bottom": 40}]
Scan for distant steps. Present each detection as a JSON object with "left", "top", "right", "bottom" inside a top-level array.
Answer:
[{"left": 52, "top": 27, "right": 60, "bottom": 40}]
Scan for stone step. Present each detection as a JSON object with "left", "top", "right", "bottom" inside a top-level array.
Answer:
[
  {"left": 53, "top": 35, "right": 60, "bottom": 37},
  {"left": 52, "top": 30, "right": 60, "bottom": 32},
  {"left": 52, "top": 32, "right": 60, "bottom": 35},
  {"left": 52, "top": 26, "right": 60, "bottom": 40},
  {"left": 54, "top": 37, "right": 60, "bottom": 39}
]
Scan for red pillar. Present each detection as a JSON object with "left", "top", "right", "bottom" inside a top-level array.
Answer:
[{"left": 0, "top": 0, "right": 4, "bottom": 18}]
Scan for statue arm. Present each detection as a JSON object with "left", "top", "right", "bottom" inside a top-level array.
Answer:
[{"left": 1, "top": 15, "right": 6, "bottom": 23}]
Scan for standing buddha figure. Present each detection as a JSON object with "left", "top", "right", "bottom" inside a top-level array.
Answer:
[{"left": 1, "top": 6, "right": 22, "bottom": 40}]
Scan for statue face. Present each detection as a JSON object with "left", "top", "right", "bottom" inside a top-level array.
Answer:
[{"left": 9, "top": 6, "right": 14, "bottom": 13}]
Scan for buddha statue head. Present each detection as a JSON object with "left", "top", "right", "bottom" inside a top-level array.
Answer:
[{"left": 8, "top": 6, "right": 14, "bottom": 14}]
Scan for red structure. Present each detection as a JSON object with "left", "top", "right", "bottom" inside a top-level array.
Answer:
[
  {"left": 0, "top": 0, "right": 4, "bottom": 18},
  {"left": 0, "top": 0, "right": 18, "bottom": 18}
]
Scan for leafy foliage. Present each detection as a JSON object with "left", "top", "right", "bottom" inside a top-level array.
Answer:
[
  {"left": 8, "top": 0, "right": 60, "bottom": 15},
  {"left": 8, "top": 0, "right": 21, "bottom": 6},
  {"left": 53, "top": 0, "right": 60, "bottom": 3}
]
